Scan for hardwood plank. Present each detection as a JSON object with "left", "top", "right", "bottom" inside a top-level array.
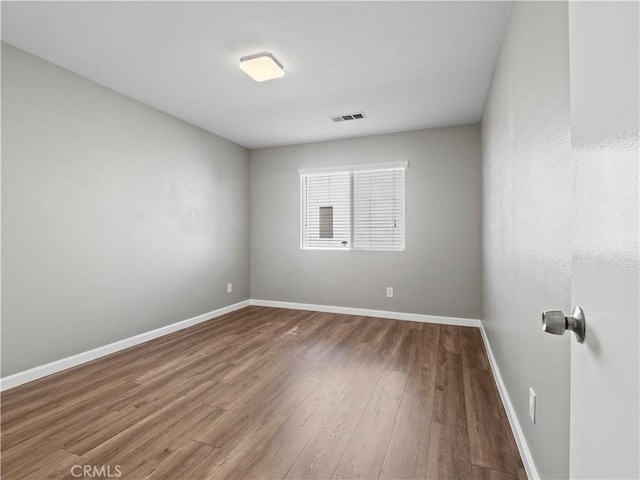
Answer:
[
  {"left": 2, "top": 406, "right": 114, "bottom": 465},
  {"left": 356, "top": 317, "right": 389, "bottom": 348},
  {"left": 132, "top": 345, "right": 234, "bottom": 384},
  {"left": 200, "top": 351, "right": 297, "bottom": 413},
  {"left": 192, "top": 379, "right": 321, "bottom": 478},
  {"left": 2, "top": 444, "right": 78, "bottom": 479},
  {"left": 296, "top": 314, "right": 356, "bottom": 365},
  {"left": 204, "top": 399, "right": 320, "bottom": 479},
  {"left": 145, "top": 440, "right": 220, "bottom": 480},
  {"left": 472, "top": 465, "right": 518, "bottom": 480},
  {"left": 426, "top": 422, "right": 472, "bottom": 479},
  {"left": 2, "top": 379, "right": 134, "bottom": 449},
  {"left": 405, "top": 323, "right": 440, "bottom": 397},
  {"left": 234, "top": 400, "right": 331, "bottom": 479},
  {"left": 61, "top": 384, "right": 221, "bottom": 475},
  {"left": 439, "top": 324, "right": 461, "bottom": 355},
  {"left": 59, "top": 403, "right": 163, "bottom": 456},
  {"left": 432, "top": 352, "right": 467, "bottom": 427},
  {"left": 321, "top": 363, "right": 385, "bottom": 435},
  {"left": 379, "top": 392, "right": 433, "bottom": 479},
  {"left": 334, "top": 369, "right": 407, "bottom": 479},
  {"left": 383, "top": 323, "right": 420, "bottom": 373},
  {"left": 124, "top": 404, "right": 225, "bottom": 466},
  {"left": 463, "top": 367, "right": 516, "bottom": 474},
  {"left": 372, "top": 322, "right": 406, "bottom": 368},
  {"left": 193, "top": 375, "right": 318, "bottom": 448},
  {"left": 59, "top": 379, "right": 225, "bottom": 457},
  {"left": 284, "top": 427, "right": 352, "bottom": 480},
  {"left": 460, "top": 327, "right": 489, "bottom": 370},
  {"left": 306, "top": 347, "right": 367, "bottom": 405},
  {"left": 103, "top": 369, "right": 220, "bottom": 413}
]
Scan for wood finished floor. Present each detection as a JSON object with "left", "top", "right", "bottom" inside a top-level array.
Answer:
[{"left": 1, "top": 306, "right": 526, "bottom": 480}]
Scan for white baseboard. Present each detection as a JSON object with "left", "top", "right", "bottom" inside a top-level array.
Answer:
[
  {"left": 0, "top": 300, "right": 250, "bottom": 392},
  {"left": 479, "top": 325, "right": 540, "bottom": 479},
  {"left": 250, "top": 299, "right": 481, "bottom": 327}
]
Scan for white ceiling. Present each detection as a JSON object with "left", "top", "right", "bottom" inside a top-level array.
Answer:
[{"left": 1, "top": 1, "right": 510, "bottom": 149}]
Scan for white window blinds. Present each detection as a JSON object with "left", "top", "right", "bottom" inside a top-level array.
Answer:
[
  {"left": 300, "top": 163, "right": 406, "bottom": 251},
  {"left": 353, "top": 168, "right": 405, "bottom": 251},
  {"left": 301, "top": 172, "right": 351, "bottom": 249}
]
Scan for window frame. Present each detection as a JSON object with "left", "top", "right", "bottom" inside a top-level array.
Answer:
[{"left": 299, "top": 161, "right": 407, "bottom": 252}]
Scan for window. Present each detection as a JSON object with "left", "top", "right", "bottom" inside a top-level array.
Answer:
[{"left": 300, "top": 162, "right": 407, "bottom": 251}]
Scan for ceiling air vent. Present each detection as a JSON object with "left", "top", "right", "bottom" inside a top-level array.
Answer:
[{"left": 331, "top": 112, "right": 367, "bottom": 123}]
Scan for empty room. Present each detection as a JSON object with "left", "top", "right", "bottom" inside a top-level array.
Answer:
[{"left": 1, "top": 1, "right": 638, "bottom": 479}]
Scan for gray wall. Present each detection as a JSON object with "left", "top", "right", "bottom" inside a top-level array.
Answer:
[
  {"left": 1, "top": 43, "right": 250, "bottom": 376},
  {"left": 481, "top": 2, "right": 571, "bottom": 478},
  {"left": 250, "top": 125, "right": 482, "bottom": 319}
]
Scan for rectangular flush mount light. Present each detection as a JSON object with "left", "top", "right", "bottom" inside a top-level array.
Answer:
[{"left": 239, "top": 52, "right": 285, "bottom": 82}]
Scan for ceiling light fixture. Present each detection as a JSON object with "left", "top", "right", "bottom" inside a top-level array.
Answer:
[{"left": 239, "top": 52, "right": 285, "bottom": 82}]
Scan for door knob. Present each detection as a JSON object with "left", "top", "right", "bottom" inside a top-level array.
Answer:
[{"left": 542, "top": 306, "right": 586, "bottom": 344}]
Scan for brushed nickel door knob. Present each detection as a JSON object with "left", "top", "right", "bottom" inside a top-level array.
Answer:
[{"left": 542, "top": 306, "right": 586, "bottom": 344}]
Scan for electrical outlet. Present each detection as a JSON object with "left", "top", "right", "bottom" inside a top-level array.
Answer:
[
  {"left": 226, "top": 283, "right": 232, "bottom": 294},
  {"left": 386, "top": 287, "right": 393, "bottom": 298},
  {"left": 529, "top": 388, "right": 536, "bottom": 424}
]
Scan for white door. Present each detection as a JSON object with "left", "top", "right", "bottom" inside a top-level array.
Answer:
[{"left": 568, "top": 2, "right": 639, "bottom": 478}]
